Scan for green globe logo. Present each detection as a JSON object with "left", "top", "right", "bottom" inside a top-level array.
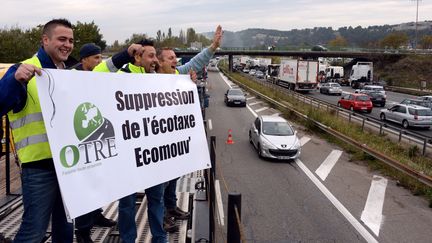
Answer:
[{"left": 73, "top": 102, "right": 104, "bottom": 141}]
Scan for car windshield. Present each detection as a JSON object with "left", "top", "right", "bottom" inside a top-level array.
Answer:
[
  {"left": 357, "top": 95, "right": 370, "bottom": 101},
  {"left": 228, "top": 89, "right": 243, "bottom": 95},
  {"left": 330, "top": 84, "right": 341, "bottom": 87},
  {"left": 262, "top": 121, "right": 294, "bottom": 136}
]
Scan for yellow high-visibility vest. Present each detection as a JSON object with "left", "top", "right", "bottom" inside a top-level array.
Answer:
[{"left": 7, "top": 56, "right": 51, "bottom": 163}]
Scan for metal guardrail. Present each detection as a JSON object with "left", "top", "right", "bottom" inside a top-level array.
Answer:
[{"left": 220, "top": 69, "right": 432, "bottom": 188}]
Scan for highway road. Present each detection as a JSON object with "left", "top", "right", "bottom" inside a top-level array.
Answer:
[
  {"left": 308, "top": 86, "right": 432, "bottom": 135},
  {"left": 205, "top": 70, "right": 432, "bottom": 243}
]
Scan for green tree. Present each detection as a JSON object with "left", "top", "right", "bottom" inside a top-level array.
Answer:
[
  {"left": 420, "top": 35, "right": 432, "bottom": 49},
  {"left": 380, "top": 32, "right": 409, "bottom": 49},
  {"left": 72, "top": 21, "right": 106, "bottom": 59},
  {"left": 124, "top": 33, "right": 148, "bottom": 45},
  {"left": 186, "top": 28, "right": 197, "bottom": 44},
  {"left": 179, "top": 29, "right": 186, "bottom": 44},
  {"left": 328, "top": 36, "right": 348, "bottom": 49},
  {"left": 168, "top": 28, "right": 172, "bottom": 39},
  {"left": 156, "top": 30, "right": 162, "bottom": 42},
  {"left": 0, "top": 26, "right": 38, "bottom": 63}
]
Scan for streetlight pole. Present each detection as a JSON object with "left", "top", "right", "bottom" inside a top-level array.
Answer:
[{"left": 411, "top": 0, "right": 421, "bottom": 52}]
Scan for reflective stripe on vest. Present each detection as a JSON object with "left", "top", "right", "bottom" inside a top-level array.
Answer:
[
  {"left": 14, "top": 134, "right": 49, "bottom": 151},
  {"left": 8, "top": 56, "right": 52, "bottom": 163},
  {"left": 9, "top": 112, "right": 44, "bottom": 129},
  {"left": 119, "top": 63, "right": 146, "bottom": 74}
]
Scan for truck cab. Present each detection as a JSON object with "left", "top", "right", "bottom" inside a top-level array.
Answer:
[{"left": 349, "top": 62, "right": 373, "bottom": 89}]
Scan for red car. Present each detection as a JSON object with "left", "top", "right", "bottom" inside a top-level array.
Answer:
[{"left": 337, "top": 93, "right": 373, "bottom": 113}]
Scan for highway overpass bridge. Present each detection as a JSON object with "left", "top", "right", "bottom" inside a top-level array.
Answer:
[{"left": 175, "top": 50, "right": 419, "bottom": 71}]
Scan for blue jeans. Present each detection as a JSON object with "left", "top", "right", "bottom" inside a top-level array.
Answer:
[
  {"left": 14, "top": 167, "right": 73, "bottom": 243},
  {"left": 118, "top": 193, "right": 137, "bottom": 243},
  {"left": 164, "top": 178, "right": 179, "bottom": 210},
  {"left": 146, "top": 183, "right": 167, "bottom": 243}
]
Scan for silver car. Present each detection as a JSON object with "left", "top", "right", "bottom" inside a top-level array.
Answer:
[
  {"left": 380, "top": 104, "right": 432, "bottom": 129},
  {"left": 249, "top": 115, "right": 301, "bottom": 160},
  {"left": 319, "top": 82, "right": 342, "bottom": 95}
]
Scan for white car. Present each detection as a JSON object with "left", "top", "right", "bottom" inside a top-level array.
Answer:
[
  {"left": 249, "top": 115, "right": 301, "bottom": 160},
  {"left": 420, "top": 95, "right": 432, "bottom": 102}
]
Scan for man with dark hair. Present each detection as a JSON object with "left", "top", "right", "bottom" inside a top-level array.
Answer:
[
  {"left": 76, "top": 43, "right": 103, "bottom": 71},
  {"left": 0, "top": 18, "right": 74, "bottom": 242},
  {"left": 117, "top": 39, "right": 170, "bottom": 243}
]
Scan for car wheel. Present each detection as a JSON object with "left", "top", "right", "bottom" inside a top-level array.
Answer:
[
  {"left": 257, "top": 144, "right": 263, "bottom": 158},
  {"left": 380, "top": 113, "right": 386, "bottom": 121},
  {"left": 402, "top": 120, "right": 409, "bottom": 129},
  {"left": 248, "top": 131, "right": 253, "bottom": 145}
]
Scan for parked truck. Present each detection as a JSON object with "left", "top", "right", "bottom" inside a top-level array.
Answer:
[
  {"left": 276, "top": 59, "right": 319, "bottom": 92},
  {"left": 349, "top": 62, "right": 373, "bottom": 89},
  {"left": 266, "top": 64, "right": 280, "bottom": 83},
  {"left": 325, "top": 66, "right": 349, "bottom": 85}
]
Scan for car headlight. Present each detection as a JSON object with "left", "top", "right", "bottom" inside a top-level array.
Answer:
[
  {"left": 261, "top": 137, "right": 276, "bottom": 149},
  {"left": 292, "top": 139, "right": 301, "bottom": 150}
]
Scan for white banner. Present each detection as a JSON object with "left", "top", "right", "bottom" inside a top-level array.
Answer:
[{"left": 36, "top": 69, "right": 211, "bottom": 218}]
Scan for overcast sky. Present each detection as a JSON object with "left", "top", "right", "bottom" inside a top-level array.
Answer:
[{"left": 1, "top": 0, "right": 431, "bottom": 45}]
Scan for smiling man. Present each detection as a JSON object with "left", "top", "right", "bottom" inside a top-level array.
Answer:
[{"left": 0, "top": 18, "right": 75, "bottom": 242}]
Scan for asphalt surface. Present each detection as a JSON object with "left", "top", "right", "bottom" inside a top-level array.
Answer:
[{"left": 206, "top": 70, "right": 432, "bottom": 243}]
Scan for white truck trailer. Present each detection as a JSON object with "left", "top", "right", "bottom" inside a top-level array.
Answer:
[{"left": 276, "top": 59, "right": 319, "bottom": 92}]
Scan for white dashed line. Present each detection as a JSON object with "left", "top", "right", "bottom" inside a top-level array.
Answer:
[
  {"left": 248, "top": 101, "right": 263, "bottom": 106},
  {"left": 208, "top": 119, "right": 213, "bottom": 131},
  {"left": 215, "top": 180, "right": 225, "bottom": 226},
  {"left": 255, "top": 107, "right": 269, "bottom": 113},
  {"left": 315, "top": 150, "right": 343, "bottom": 181},
  {"left": 300, "top": 136, "right": 311, "bottom": 146},
  {"left": 246, "top": 97, "right": 256, "bottom": 100},
  {"left": 361, "top": 175, "right": 388, "bottom": 236}
]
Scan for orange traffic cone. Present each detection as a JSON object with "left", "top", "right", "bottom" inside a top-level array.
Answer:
[{"left": 226, "top": 129, "right": 234, "bottom": 144}]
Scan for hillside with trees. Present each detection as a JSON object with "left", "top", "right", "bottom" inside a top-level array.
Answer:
[{"left": 203, "top": 21, "right": 432, "bottom": 50}]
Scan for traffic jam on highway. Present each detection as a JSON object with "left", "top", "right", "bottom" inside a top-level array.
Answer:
[
  {"left": 232, "top": 56, "right": 432, "bottom": 130},
  {"left": 204, "top": 57, "right": 432, "bottom": 242}
]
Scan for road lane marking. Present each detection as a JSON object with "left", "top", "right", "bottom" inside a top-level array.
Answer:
[
  {"left": 219, "top": 72, "right": 233, "bottom": 88},
  {"left": 221, "top": 70, "right": 378, "bottom": 242},
  {"left": 248, "top": 101, "right": 263, "bottom": 106},
  {"left": 247, "top": 105, "right": 258, "bottom": 117},
  {"left": 246, "top": 97, "right": 255, "bottom": 100},
  {"left": 315, "top": 150, "right": 343, "bottom": 181},
  {"left": 296, "top": 159, "right": 378, "bottom": 243},
  {"left": 300, "top": 136, "right": 311, "bottom": 146},
  {"left": 361, "top": 175, "right": 388, "bottom": 236},
  {"left": 271, "top": 113, "right": 280, "bottom": 116},
  {"left": 215, "top": 180, "right": 225, "bottom": 226},
  {"left": 255, "top": 107, "right": 269, "bottom": 113},
  {"left": 208, "top": 119, "right": 213, "bottom": 131}
]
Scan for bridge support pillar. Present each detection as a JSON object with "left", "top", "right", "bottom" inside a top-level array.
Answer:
[{"left": 229, "top": 55, "right": 233, "bottom": 72}]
